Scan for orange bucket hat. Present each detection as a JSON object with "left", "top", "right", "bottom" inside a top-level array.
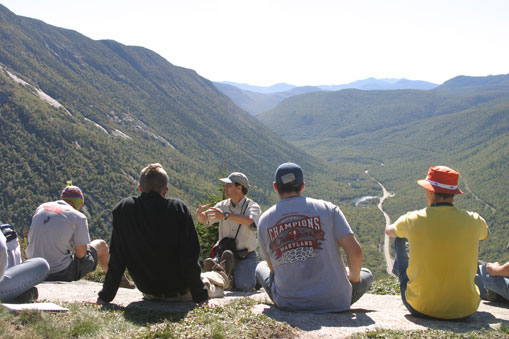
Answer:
[{"left": 417, "top": 166, "right": 463, "bottom": 194}]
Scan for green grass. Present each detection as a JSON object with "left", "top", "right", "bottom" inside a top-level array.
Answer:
[
  {"left": 350, "top": 327, "right": 509, "bottom": 338},
  {"left": 371, "top": 275, "right": 401, "bottom": 296},
  {"left": 1, "top": 274, "right": 506, "bottom": 338},
  {"left": 0, "top": 298, "right": 295, "bottom": 339}
]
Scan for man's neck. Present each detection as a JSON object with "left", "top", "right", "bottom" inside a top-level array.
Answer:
[
  {"left": 428, "top": 198, "right": 454, "bottom": 206},
  {"left": 279, "top": 192, "right": 301, "bottom": 200},
  {"left": 230, "top": 194, "right": 245, "bottom": 205}
]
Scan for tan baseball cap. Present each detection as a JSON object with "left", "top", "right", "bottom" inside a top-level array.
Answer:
[{"left": 219, "top": 172, "right": 250, "bottom": 189}]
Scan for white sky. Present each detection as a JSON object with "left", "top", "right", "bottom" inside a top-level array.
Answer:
[{"left": 1, "top": 0, "right": 508, "bottom": 86}]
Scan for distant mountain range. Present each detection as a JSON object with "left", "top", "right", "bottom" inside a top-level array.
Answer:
[{"left": 215, "top": 78, "right": 438, "bottom": 115}]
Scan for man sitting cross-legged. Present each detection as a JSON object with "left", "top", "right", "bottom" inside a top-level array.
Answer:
[
  {"left": 92, "top": 163, "right": 228, "bottom": 305},
  {"left": 26, "top": 182, "right": 133, "bottom": 288},
  {"left": 256, "top": 163, "right": 373, "bottom": 313},
  {"left": 386, "top": 166, "right": 489, "bottom": 320}
]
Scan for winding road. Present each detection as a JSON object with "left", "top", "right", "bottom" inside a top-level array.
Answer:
[
  {"left": 364, "top": 170, "right": 395, "bottom": 275},
  {"left": 462, "top": 178, "right": 496, "bottom": 212}
]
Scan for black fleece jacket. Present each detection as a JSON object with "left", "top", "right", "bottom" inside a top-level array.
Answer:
[{"left": 98, "top": 192, "right": 208, "bottom": 303}]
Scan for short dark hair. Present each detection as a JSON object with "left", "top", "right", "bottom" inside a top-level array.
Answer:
[
  {"left": 235, "top": 183, "right": 248, "bottom": 195},
  {"left": 434, "top": 192, "right": 455, "bottom": 200},
  {"left": 139, "top": 163, "right": 168, "bottom": 193},
  {"left": 276, "top": 183, "right": 302, "bottom": 195}
]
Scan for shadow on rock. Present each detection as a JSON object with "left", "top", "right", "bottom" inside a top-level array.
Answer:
[
  {"left": 404, "top": 311, "right": 507, "bottom": 332},
  {"left": 261, "top": 305, "right": 375, "bottom": 331},
  {"left": 98, "top": 301, "right": 190, "bottom": 325},
  {"left": 484, "top": 300, "right": 509, "bottom": 309}
]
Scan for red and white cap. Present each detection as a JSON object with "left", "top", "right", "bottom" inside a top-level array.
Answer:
[{"left": 417, "top": 166, "right": 463, "bottom": 194}]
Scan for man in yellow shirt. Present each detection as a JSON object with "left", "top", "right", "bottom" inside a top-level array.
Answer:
[{"left": 386, "top": 166, "right": 489, "bottom": 319}]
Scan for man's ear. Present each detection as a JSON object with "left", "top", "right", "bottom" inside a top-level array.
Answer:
[
  {"left": 299, "top": 182, "right": 306, "bottom": 194},
  {"left": 162, "top": 186, "right": 168, "bottom": 197},
  {"left": 273, "top": 182, "right": 278, "bottom": 193},
  {"left": 138, "top": 185, "right": 142, "bottom": 193}
]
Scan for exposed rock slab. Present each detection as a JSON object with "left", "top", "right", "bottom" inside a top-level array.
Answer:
[
  {"left": 252, "top": 294, "right": 509, "bottom": 338},
  {"left": 37, "top": 281, "right": 509, "bottom": 338}
]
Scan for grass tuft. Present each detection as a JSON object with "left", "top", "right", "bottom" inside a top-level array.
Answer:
[{"left": 370, "top": 275, "right": 400, "bottom": 295}]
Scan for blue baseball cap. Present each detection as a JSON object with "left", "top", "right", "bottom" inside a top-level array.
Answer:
[{"left": 275, "top": 162, "right": 303, "bottom": 186}]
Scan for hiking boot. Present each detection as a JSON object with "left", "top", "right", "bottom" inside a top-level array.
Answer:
[
  {"left": 204, "top": 258, "right": 216, "bottom": 272},
  {"left": 220, "top": 250, "right": 235, "bottom": 277},
  {"left": 10, "top": 287, "right": 38, "bottom": 303},
  {"left": 120, "top": 274, "right": 135, "bottom": 289}
]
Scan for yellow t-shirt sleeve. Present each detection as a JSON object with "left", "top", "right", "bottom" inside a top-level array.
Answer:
[
  {"left": 393, "top": 213, "right": 410, "bottom": 238},
  {"left": 478, "top": 215, "right": 489, "bottom": 241}
]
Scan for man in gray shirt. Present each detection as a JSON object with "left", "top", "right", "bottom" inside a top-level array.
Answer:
[
  {"left": 27, "top": 183, "right": 132, "bottom": 287},
  {"left": 256, "top": 163, "right": 373, "bottom": 313}
]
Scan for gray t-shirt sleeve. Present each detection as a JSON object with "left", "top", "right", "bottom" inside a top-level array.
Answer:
[
  {"left": 72, "top": 215, "right": 91, "bottom": 246},
  {"left": 258, "top": 215, "right": 270, "bottom": 261},
  {"left": 332, "top": 204, "right": 354, "bottom": 241},
  {"left": 0, "top": 232, "right": 8, "bottom": 279}
]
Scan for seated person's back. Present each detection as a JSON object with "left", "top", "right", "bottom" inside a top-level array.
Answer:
[
  {"left": 98, "top": 163, "right": 208, "bottom": 304},
  {"left": 27, "top": 183, "right": 114, "bottom": 283}
]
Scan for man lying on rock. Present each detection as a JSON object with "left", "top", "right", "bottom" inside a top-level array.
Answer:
[
  {"left": 386, "top": 166, "right": 489, "bottom": 320},
  {"left": 91, "top": 163, "right": 229, "bottom": 305},
  {"left": 256, "top": 162, "right": 373, "bottom": 313},
  {"left": 26, "top": 182, "right": 133, "bottom": 288}
]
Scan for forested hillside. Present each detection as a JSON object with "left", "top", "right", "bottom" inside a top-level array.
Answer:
[
  {"left": 0, "top": 5, "right": 350, "bottom": 241},
  {"left": 258, "top": 77, "right": 509, "bottom": 263}
]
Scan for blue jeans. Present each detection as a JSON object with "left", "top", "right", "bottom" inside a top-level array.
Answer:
[
  {"left": 233, "top": 251, "right": 258, "bottom": 291},
  {"left": 393, "top": 237, "right": 435, "bottom": 318},
  {"left": 476, "top": 263, "right": 509, "bottom": 301},
  {"left": 0, "top": 257, "right": 49, "bottom": 302},
  {"left": 255, "top": 261, "right": 373, "bottom": 306}
]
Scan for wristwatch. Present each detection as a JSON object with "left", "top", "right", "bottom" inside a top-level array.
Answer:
[{"left": 224, "top": 212, "right": 231, "bottom": 220}]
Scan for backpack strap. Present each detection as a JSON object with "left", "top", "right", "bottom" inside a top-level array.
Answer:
[{"left": 233, "top": 199, "right": 251, "bottom": 240}]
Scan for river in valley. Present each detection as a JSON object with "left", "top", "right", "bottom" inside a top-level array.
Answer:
[{"left": 361, "top": 170, "right": 395, "bottom": 275}]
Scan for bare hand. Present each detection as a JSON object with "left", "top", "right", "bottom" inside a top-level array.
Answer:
[
  {"left": 198, "top": 299, "right": 219, "bottom": 307},
  {"left": 206, "top": 207, "right": 224, "bottom": 220},
  {"left": 487, "top": 262, "right": 501, "bottom": 276},
  {"left": 345, "top": 266, "right": 360, "bottom": 283},
  {"left": 196, "top": 204, "right": 211, "bottom": 223},
  {"left": 84, "top": 297, "right": 109, "bottom": 305}
]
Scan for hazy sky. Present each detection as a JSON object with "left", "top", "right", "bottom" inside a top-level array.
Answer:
[{"left": 1, "top": 0, "right": 508, "bottom": 86}]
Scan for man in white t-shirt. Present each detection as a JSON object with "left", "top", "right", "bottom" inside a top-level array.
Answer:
[{"left": 256, "top": 163, "right": 373, "bottom": 313}]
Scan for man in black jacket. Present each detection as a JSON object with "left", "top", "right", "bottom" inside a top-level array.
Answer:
[{"left": 93, "top": 163, "right": 209, "bottom": 304}]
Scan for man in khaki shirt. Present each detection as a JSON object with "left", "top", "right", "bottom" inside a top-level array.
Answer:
[{"left": 196, "top": 172, "right": 261, "bottom": 291}]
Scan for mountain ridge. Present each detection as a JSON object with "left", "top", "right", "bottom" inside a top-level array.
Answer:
[{"left": 215, "top": 78, "right": 438, "bottom": 115}]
